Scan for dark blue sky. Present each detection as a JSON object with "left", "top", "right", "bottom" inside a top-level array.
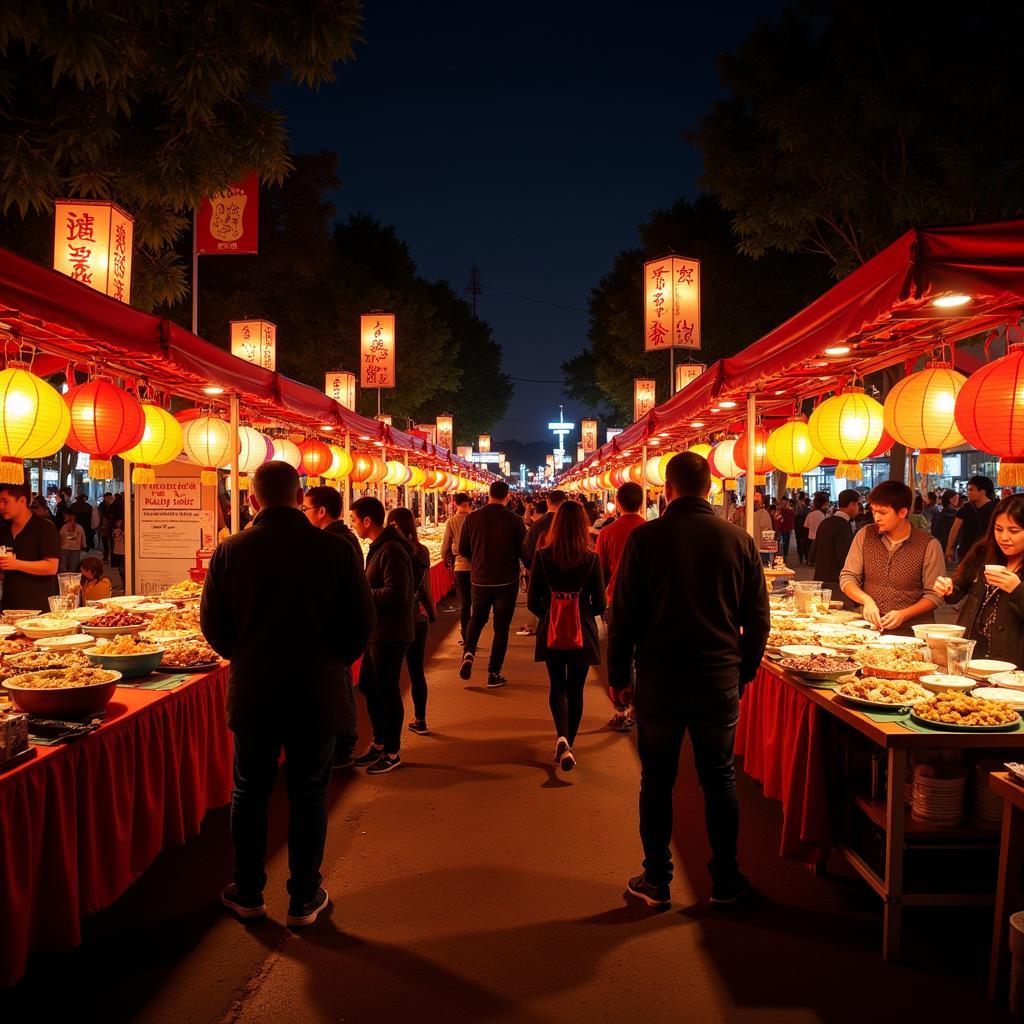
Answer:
[{"left": 278, "top": 0, "right": 786, "bottom": 442}]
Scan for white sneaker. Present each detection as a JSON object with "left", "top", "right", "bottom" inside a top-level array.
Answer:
[{"left": 554, "top": 736, "right": 569, "bottom": 764}]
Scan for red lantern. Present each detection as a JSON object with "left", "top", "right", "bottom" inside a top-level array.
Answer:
[
  {"left": 298, "top": 438, "right": 332, "bottom": 484},
  {"left": 350, "top": 453, "right": 375, "bottom": 484},
  {"left": 627, "top": 461, "right": 644, "bottom": 485},
  {"left": 64, "top": 379, "right": 146, "bottom": 480},
  {"left": 733, "top": 427, "right": 773, "bottom": 484},
  {"left": 955, "top": 345, "right": 1024, "bottom": 485}
]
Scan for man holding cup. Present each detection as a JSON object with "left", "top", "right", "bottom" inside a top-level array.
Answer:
[{"left": 0, "top": 480, "right": 60, "bottom": 612}]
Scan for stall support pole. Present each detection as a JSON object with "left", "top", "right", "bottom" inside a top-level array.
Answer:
[
  {"left": 641, "top": 443, "right": 648, "bottom": 511},
  {"left": 124, "top": 460, "right": 134, "bottom": 595},
  {"left": 343, "top": 431, "right": 351, "bottom": 519},
  {"left": 404, "top": 451, "right": 410, "bottom": 509},
  {"left": 745, "top": 392, "right": 756, "bottom": 539},
  {"left": 191, "top": 214, "right": 199, "bottom": 335},
  {"left": 229, "top": 394, "right": 240, "bottom": 535}
]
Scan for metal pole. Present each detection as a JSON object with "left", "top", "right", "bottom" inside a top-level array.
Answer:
[
  {"left": 343, "top": 430, "right": 351, "bottom": 519},
  {"left": 670, "top": 348, "right": 675, "bottom": 398},
  {"left": 377, "top": 388, "right": 381, "bottom": 418},
  {"left": 641, "top": 443, "right": 648, "bottom": 514},
  {"left": 124, "top": 460, "right": 134, "bottom": 595},
  {"left": 191, "top": 213, "right": 199, "bottom": 335},
  {"left": 745, "top": 391, "right": 757, "bottom": 539},
  {"left": 403, "top": 450, "right": 410, "bottom": 509},
  {"left": 229, "top": 394, "right": 240, "bottom": 535}
]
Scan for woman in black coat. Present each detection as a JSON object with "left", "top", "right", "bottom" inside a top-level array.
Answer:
[
  {"left": 934, "top": 495, "right": 1024, "bottom": 667},
  {"left": 527, "top": 500, "right": 606, "bottom": 772}
]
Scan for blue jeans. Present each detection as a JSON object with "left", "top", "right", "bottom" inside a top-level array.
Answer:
[{"left": 230, "top": 730, "right": 335, "bottom": 900}]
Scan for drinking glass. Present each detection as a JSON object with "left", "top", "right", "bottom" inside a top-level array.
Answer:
[
  {"left": 814, "top": 589, "right": 832, "bottom": 615},
  {"left": 57, "top": 573, "right": 82, "bottom": 603},
  {"left": 793, "top": 580, "right": 823, "bottom": 614},
  {"left": 48, "top": 594, "right": 77, "bottom": 615},
  {"left": 945, "top": 638, "right": 977, "bottom": 678}
]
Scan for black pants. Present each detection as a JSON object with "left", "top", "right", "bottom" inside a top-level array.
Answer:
[
  {"left": 464, "top": 581, "right": 518, "bottom": 674},
  {"left": 779, "top": 531, "right": 791, "bottom": 556},
  {"left": 101, "top": 533, "right": 113, "bottom": 562},
  {"left": 636, "top": 686, "right": 741, "bottom": 886},
  {"left": 455, "top": 570, "right": 472, "bottom": 640},
  {"left": 545, "top": 660, "right": 589, "bottom": 744},
  {"left": 795, "top": 526, "right": 809, "bottom": 562},
  {"left": 335, "top": 665, "right": 358, "bottom": 758},
  {"left": 358, "top": 640, "right": 408, "bottom": 753},
  {"left": 406, "top": 618, "right": 429, "bottom": 721},
  {"left": 230, "top": 730, "right": 335, "bottom": 901}
]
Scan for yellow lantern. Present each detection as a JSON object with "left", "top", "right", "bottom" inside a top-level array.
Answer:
[
  {"left": 120, "top": 403, "right": 184, "bottom": 484},
  {"left": 181, "top": 415, "right": 235, "bottom": 486},
  {"left": 645, "top": 451, "right": 678, "bottom": 488},
  {"left": 408, "top": 465, "right": 427, "bottom": 488},
  {"left": 384, "top": 460, "right": 407, "bottom": 487},
  {"left": 766, "top": 416, "right": 824, "bottom": 488},
  {"left": 883, "top": 362, "right": 966, "bottom": 475},
  {"left": 808, "top": 387, "right": 884, "bottom": 482},
  {"left": 324, "top": 444, "right": 354, "bottom": 481},
  {"left": 271, "top": 437, "right": 302, "bottom": 470},
  {"left": 223, "top": 426, "right": 272, "bottom": 490},
  {"left": 0, "top": 365, "right": 72, "bottom": 484}
]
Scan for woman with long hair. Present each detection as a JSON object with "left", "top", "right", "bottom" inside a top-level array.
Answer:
[
  {"left": 527, "top": 500, "right": 606, "bottom": 772},
  {"left": 933, "top": 494, "right": 1024, "bottom": 666},
  {"left": 386, "top": 507, "right": 436, "bottom": 733}
]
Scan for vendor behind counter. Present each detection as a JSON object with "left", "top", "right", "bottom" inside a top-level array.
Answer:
[{"left": 0, "top": 480, "right": 60, "bottom": 612}]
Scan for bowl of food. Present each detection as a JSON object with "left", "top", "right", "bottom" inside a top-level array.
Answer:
[
  {"left": 920, "top": 673, "right": 976, "bottom": 694},
  {"left": 85, "top": 635, "right": 165, "bottom": 679},
  {"left": 33, "top": 633, "right": 96, "bottom": 652},
  {"left": 855, "top": 644, "right": 935, "bottom": 680},
  {"left": 159, "top": 638, "right": 220, "bottom": 672},
  {"left": 1, "top": 610, "right": 42, "bottom": 626},
  {"left": 5, "top": 650, "right": 91, "bottom": 673},
  {"left": 66, "top": 606, "right": 105, "bottom": 623},
  {"left": 3, "top": 666, "right": 121, "bottom": 717},
  {"left": 130, "top": 602, "right": 178, "bottom": 617},
  {"left": 988, "top": 670, "right": 1024, "bottom": 691},
  {"left": 971, "top": 687, "right": 1024, "bottom": 710},
  {"left": 967, "top": 659, "right": 1018, "bottom": 681},
  {"left": 84, "top": 610, "right": 147, "bottom": 638},
  {"left": 159, "top": 580, "right": 204, "bottom": 603},
  {"left": 17, "top": 617, "right": 80, "bottom": 639},
  {"left": 779, "top": 653, "right": 859, "bottom": 681},
  {"left": 911, "top": 624, "right": 967, "bottom": 667}
]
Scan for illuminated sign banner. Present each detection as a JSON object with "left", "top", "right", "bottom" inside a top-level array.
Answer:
[
  {"left": 325, "top": 371, "right": 356, "bottom": 410},
  {"left": 634, "top": 379, "right": 657, "bottom": 423},
  {"left": 360, "top": 314, "right": 396, "bottom": 389},
  {"left": 230, "top": 319, "right": 276, "bottom": 372},
  {"left": 53, "top": 199, "right": 134, "bottom": 302},
  {"left": 644, "top": 256, "right": 701, "bottom": 351}
]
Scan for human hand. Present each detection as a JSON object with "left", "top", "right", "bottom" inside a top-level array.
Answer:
[
  {"left": 932, "top": 576, "right": 955, "bottom": 598},
  {"left": 861, "top": 598, "right": 882, "bottom": 629},
  {"left": 879, "top": 609, "right": 905, "bottom": 631},
  {"left": 0, "top": 553, "right": 17, "bottom": 572},
  {"left": 985, "top": 566, "right": 1021, "bottom": 594}
]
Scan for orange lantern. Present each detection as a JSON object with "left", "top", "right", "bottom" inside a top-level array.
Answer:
[
  {"left": 365, "top": 455, "right": 388, "bottom": 485},
  {"left": 350, "top": 453, "right": 376, "bottom": 485},
  {"left": 733, "top": 426, "right": 773, "bottom": 485},
  {"left": 299, "top": 438, "right": 332, "bottom": 485},
  {"left": 627, "top": 461, "right": 644, "bottom": 485},
  {"left": 883, "top": 361, "right": 967, "bottom": 475},
  {"left": 63, "top": 379, "right": 146, "bottom": 480}
]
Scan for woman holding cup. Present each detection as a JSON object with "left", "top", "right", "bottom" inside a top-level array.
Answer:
[{"left": 933, "top": 495, "right": 1024, "bottom": 667}]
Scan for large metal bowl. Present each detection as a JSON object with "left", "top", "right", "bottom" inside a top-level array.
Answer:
[{"left": 3, "top": 671, "right": 121, "bottom": 717}]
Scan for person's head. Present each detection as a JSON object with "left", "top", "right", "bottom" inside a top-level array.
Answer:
[
  {"left": 968, "top": 475, "right": 996, "bottom": 504},
  {"left": 115, "top": 519, "right": 123, "bottom": 530},
  {"left": 941, "top": 488, "right": 956, "bottom": 510},
  {"left": 489, "top": 481, "right": 510, "bottom": 504},
  {"left": 533, "top": 498, "right": 548, "bottom": 517},
  {"left": 30, "top": 497, "right": 48, "bottom": 517},
  {"left": 780, "top": 496, "right": 790, "bottom": 508},
  {"left": 302, "top": 485, "right": 341, "bottom": 529},
  {"left": 753, "top": 491, "right": 764, "bottom": 507},
  {"left": 349, "top": 495, "right": 385, "bottom": 539},
  {"left": 867, "top": 480, "right": 913, "bottom": 535},
  {"left": 76, "top": 492, "right": 88, "bottom": 501},
  {"left": 541, "top": 498, "right": 592, "bottom": 570},
  {"left": 925, "top": 491, "right": 936, "bottom": 505},
  {"left": 387, "top": 506, "right": 419, "bottom": 546},
  {"left": 984, "top": 495, "right": 1024, "bottom": 567},
  {"left": 547, "top": 489, "right": 566, "bottom": 509},
  {"left": 615, "top": 481, "right": 644, "bottom": 514},
  {"left": 0, "top": 481, "right": 31, "bottom": 521},
  {"left": 663, "top": 451, "right": 712, "bottom": 503},
  {"left": 812, "top": 493, "right": 829, "bottom": 510},
  {"left": 454, "top": 492, "right": 472, "bottom": 513},
  {"left": 103, "top": 492, "right": 113, "bottom": 504},
  {"left": 837, "top": 488, "right": 861, "bottom": 517},
  {"left": 250, "top": 461, "right": 302, "bottom": 514},
  {"left": 63, "top": 511, "right": 76, "bottom": 524},
  {"left": 79, "top": 555, "right": 104, "bottom": 582}
]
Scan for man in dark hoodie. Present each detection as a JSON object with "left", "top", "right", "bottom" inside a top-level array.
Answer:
[{"left": 349, "top": 495, "right": 414, "bottom": 775}]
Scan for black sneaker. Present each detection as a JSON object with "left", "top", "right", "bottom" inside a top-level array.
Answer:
[
  {"left": 625, "top": 874, "right": 671, "bottom": 909},
  {"left": 487, "top": 673, "right": 507, "bottom": 688},
  {"left": 459, "top": 653, "right": 474, "bottom": 680},
  {"left": 366, "top": 752, "right": 402, "bottom": 775},
  {"left": 408, "top": 719, "right": 429, "bottom": 735},
  {"left": 221, "top": 883, "right": 266, "bottom": 919},
  {"left": 710, "top": 872, "right": 753, "bottom": 907},
  {"left": 286, "top": 887, "right": 330, "bottom": 928},
  {"left": 352, "top": 746, "right": 383, "bottom": 767}
]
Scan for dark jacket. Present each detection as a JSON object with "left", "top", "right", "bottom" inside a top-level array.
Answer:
[
  {"left": 931, "top": 507, "right": 957, "bottom": 550},
  {"left": 200, "top": 506, "right": 375, "bottom": 739},
  {"left": 607, "top": 497, "right": 771, "bottom": 699},
  {"left": 365, "top": 524, "right": 415, "bottom": 644},
  {"left": 459, "top": 502, "right": 527, "bottom": 586},
  {"left": 812, "top": 512, "right": 856, "bottom": 606},
  {"left": 947, "top": 564, "right": 1024, "bottom": 668},
  {"left": 325, "top": 518, "right": 364, "bottom": 567},
  {"left": 411, "top": 541, "right": 436, "bottom": 624},
  {"left": 527, "top": 549, "right": 606, "bottom": 665},
  {"left": 522, "top": 511, "right": 554, "bottom": 568}
]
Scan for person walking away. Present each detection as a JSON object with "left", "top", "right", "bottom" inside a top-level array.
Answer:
[
  {"left": 794, "top": 493, "right": 810, "bottom": 564},
  {"left": 79, "top": 555, "right": 111, "bottom": 602},
  {"left": 70, "top": 492, "right": 94, "bottom": 551},
  {"left": 528, "top": 500, "right": 605, "bottom": 772},
  {"left": 931, "top": 488, "right": 958, "bottom": 558},
  {"left": 387, "top": 507, "right": 436, "bottom": 735},
  {"left": 839, "top": 480, "right": 945, "bottom": 634},
  {"left": 440, "top": 493, "right": 473, "bottom": 643},
  {"left": 608, "top": 452, "right": 769, "bottom": 909},
  {"left": 595, "top": 481, "right": 646, "bottom": 732},
  {"left": 812, "top": 489, "right": 861, "bottom": 607},
  {"left": 201, "top": 461, "right": 374, "bottom": 928},
  {"left": 0, "top": 480, "right": 60, "bottom": 612},
  {"left": 945, "top": 475, "right": 996, "bottom": 565},
  {"left": 517, "top": 498, "right": 551, "bottom": 637},
  {"left": 459, "top": 481, "right": 527, "bottom": 688},
  {"left": 98, "top": 493, "right": 115, "bottom": 562},
  {"left": 804, "top": 493, "right": 828, "bottom": 564},
  {"left": 933, "top": 494, "right": 1024, "bottom": 666},
  {"left": 777, "top": 497, "right": 795, "bottom": 559},
  {"left": 302, "top": 485, "right": 364, "bottom": 769},
  {"left": 752, "top": 493, "right": 774, "bottom": 566},
  {"left": 349, "top": 495, "right": 415, "bottom": 774},
  {"left": 59, "top": 510, "right": 86, "bottom": 573}
]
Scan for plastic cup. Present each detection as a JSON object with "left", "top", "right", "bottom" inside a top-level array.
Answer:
[{"left": 945, "top": 638, "right": 977, "bottom": 678}]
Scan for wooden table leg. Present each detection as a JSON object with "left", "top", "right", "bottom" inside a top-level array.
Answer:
[
  {"left": 882, "top": 747, "right": 908, "bottom": 963},
  {"left": 989, "top": 802, "right": 1024, "bottom": 1003}
]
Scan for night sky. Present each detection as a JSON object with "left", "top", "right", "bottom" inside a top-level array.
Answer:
[{"left": 277, "top": 0, "right": 788, "bottom": 444}]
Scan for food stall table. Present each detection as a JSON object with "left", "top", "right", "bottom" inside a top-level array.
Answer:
[
  {"left": 988, "top": 771, "right": 1024, "bottom": 1002},
  {"left": 743, "top": 662, "right": 1024, "bottom": 962},
  {"left": 0, "top": 665, "right": 232, "bottom": 988}
]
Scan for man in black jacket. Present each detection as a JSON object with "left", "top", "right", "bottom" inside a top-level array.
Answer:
[
  {"left": 608, "top": 451, "right": 770, "bottom": 910},
  {"left": 458, "top": 480, "right": 527, "bottom": 688},
  {"left": 349, "top": 495, "right": 414, "bottom": 775},
  {"left": 201, "top": 461, "right": 374, "bottom": 929},
  {"left": 812, "top": 488, "right": 861, "bottom": 607}
]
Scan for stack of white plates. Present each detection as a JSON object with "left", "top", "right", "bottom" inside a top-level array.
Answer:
[
  {"left": 974, "top": 761, "right": 1004, "bottom": 827},
  {"left": 911, "top": 763, "right": 967, "bottom": 826}
]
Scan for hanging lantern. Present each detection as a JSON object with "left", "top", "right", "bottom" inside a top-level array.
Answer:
[
  {"left": 270, "top": 437, "right": 302, "bottom": 470},
  {"left": 883, "top": 361, "right": 967, "bottom": 476},
  {"left": 298, "top": 438, "right": 332, "bottom": 485},
  {"left": 224, "top": 426, "right": 273, "bottom": 490},
  {"left": 408, "top": 466, "right": 427, "bottom": 488},
  {"left": 807, "top": 387, "right": 884, "bottom": 482},
  {"left": 120, "top": 404, "right": 184, "bottom": 484},
  {"left": 181, "top": 415, "right": 235, "bottom": 486},
  {"left": 324, "top": 445, "right": 354, "bottom": 481},
  {"left": 627, "top": 461, "right": 644, "bottom": 486},
  {"left": 0, "top": 365, "right": 72, "bottom": 484},
  {"left": 709, "top": 439, "right": 743, "bottom": 489},
  {"left": 63, "top": 378, "right": 145, "bottom": 481},
  {"left": 955, "top": 344, "right": 1024, "bottom": 486},
  {"left": 384, "top": 460, "right": 407, "bottom": 487},
  {"left": 766, "top": 416, "right": 824, "bottom": 488},
  {"left": 599, "top": 469, "right": 617, "bottom": 490},
  {"left": 365, "top": 455, "right": 388, "bottom": 485},
  {"left": 733, "top": 426, "right": 773, "bottom": 485},
  {"left": 645, "top": 452, "right": 678, "bottom": 488},
  {"left": 350, "top": 453, "right": 376, "bottom": 485}
]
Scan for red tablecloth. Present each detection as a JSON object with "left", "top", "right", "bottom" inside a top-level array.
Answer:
[
  {"left": 735, "top": 666, "right": 831, "bottom": 864},
  {"left": 0, "top": 666, "right": 232, "bottom": 987},
  {"left": 428, "top": 560, "right": 454, "bottom": 601}
]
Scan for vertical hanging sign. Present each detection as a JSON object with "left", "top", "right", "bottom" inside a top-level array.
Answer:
[
  {"left": 324, "top": 371, "right": 356, "bottom": 410},
  {"left": 644, "top": 256, "right": 701, "bottom": 351},
  {"left": 674, "top": 362, "right": 707, "bottom": 393},
  {"left": 195, "top": 173, "right": 260, "bottom": 254},
  {"left": 360, "top": 314, "right": 396, "bottom": 389},
  {"left": 634, "top": 378, "right": 657, "bottom": 423},
  {"left": 478, "top": 434, "right": 491, "bottom": 454},
  {"left": 436, "top": 414, "right": 453, "bottom": 450},
  {"left": 581, "top": 418, "right": 598, "bottom": 453},
  {"left": 230, "top": 319, "right": 276, "bottom": 372},
  {"left": 53, "top": 199, "right": 134, "bottom": 302}
]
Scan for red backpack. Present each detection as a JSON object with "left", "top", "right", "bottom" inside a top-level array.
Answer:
[{"left": 543, "top": 555, "right": 593, "bottom": 650}]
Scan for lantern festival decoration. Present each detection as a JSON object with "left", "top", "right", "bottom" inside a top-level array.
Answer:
[
  {"left": 53, "top": 199, "right": 133, "bottom": 302},
  {"left": 581, "top": 419, "right": 598, "bottom": 453},
  {"left": 63, "top": 378, "right": 146, "bottom": 480},
  {"left": 883, "top": 362, "right": 966, "bottom": 475},
  {"left": 365, "top": 455, "right": 388, "bottom": 485},
  {"left": 457, "top": 445, "right": 473, "bottom": 460},
  {"left": 478, "top": 434, "right": 491, "bottom": 454},
  {"left": 225, "top": 426, "right": 273, "bottom": 490},
  {"left": 299, "top": 438, "right": 332, "bottom": 485},
  {"left": 181, "top": 415, "right": 236, "bottom": 486},
  {"left": 325, "top": 371, "right": 356, "bottom": 410},
  {"left": 436, "top": 414, "right": 454, "bottom": 451},
  {"left": 955, "top": 344, "right": 1024, "bottom": 486},
  {"left": 808, "top": 387, "right": 884, "bottom": 482},
  {"left": 230, "top": 319, "right": 276, "bottom": 372},
  {"left": 644, "top": 256, "right": 701, "bottom": 351},
  {"left": 384, "top": 460, "right": 410, "bottom": 487},
  {"left": 709, "top": 439, "right": 743, "bottom": 489},
  {"left": 407, "top": 466, "right": 426, "bottom": 488},
  {"left": 674, "top": 362, "right": 706, "bottom": 393},
  {"left": 645, "top": 452, "right": 678, "bottom": 488},
  {"left": 733, "top": 426, "right": 773, "bottom": 485},
  {"left": 120, "top": 403, "right": 184, "bottom": 484},
  {"left": 350, "top": 453, "right": 376, "bottom": 485},
  {"left": 766, "top": 416, "right": 824, "bottom": 488},
  {"left": 360, "top": 313, "right": 396, "bottom": 389},
  {"left": 0, "top": 365, "right": 72, "bottom": 484},
  {"left": 270, "top": 437, "right": 302, "bottom": 470},
  {"left": 633, "top": 379, "right": 657, "bottom": 423},
  {"left": 324, "top": 444, "right": 354, "bottom": 482}
]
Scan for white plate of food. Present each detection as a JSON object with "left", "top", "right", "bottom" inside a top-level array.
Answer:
[
  {"left": 779, "top": 653, "right": 859, "bottom": 680},
  {"left": 33, "top": 633, "right": 96, "bottom": 652},
  {"left": 920, "top": 673, "right": 976, "bottom": 694},
  {"left": 17, "top": 617, "right": 80, "bottom": 639},
  {"left": 871, "top": 635, "right": 925, "bottom": 647},
  {"left": 988, "top": 670, "right": 1024, "bottom": 691},
  {"left": 66, "top": 606, "right": 105, "bottom": 622},
  {"left": 97, "top": 595, "right": 147, "bottom": 608},
  {"left": 835, "top": 677, "right": 932, "bottom": 709},
  {"left": 971, "top": 687, "right": 1024, "bottom": 710},
  {"left": 779, "top": 644, "right": 837, "bottom": 658},
  {"left": 967, "top": 659, "right": 1018, "bottom": 681},
  {"left": 131, "top": 602, "right": 178, "bottom": 616},
  {"left": 139, "top": 628, "right": 200, "bottom": 645}
]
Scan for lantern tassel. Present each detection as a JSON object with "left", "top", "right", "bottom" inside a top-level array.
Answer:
[
  {"left": 132, "top": 465, "right": 156, "bottom": 485},
  {"left": 836, "top": 461, "right": 863, "bottom": 482},
  {"left": 0, "top": 457, "right": 24, "bottom": 485},
  {"left": 201, "top": 469, "right": 219, "bottom": 487},
  {"left": 307, "top": 476, "right": 321, "bottom": 487},
  {"left": 724, "top": 478, "right": 738, "bottom": 491},
  {"left": 753, "top": 474, "right": 767, "bottom": 486},
  {"left": 916, "top": 450, "right": 943, "bottom": 476},
  {"left": 999, "top": 459, "right": 1024, "bottom": 488},
  {"left": 87, "top": 458, "right": 114, "bottom": 481},
  {"left": 240, "top": 475, "right": 251, "bottom": 491},
  {"left": 786, "top": 474, "right": 804, "bottom": 488}
]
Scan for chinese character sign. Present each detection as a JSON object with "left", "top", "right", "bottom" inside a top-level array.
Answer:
[
  {"left": 577, "top": 444, "right": 585, "bottom": 463},
  {"left": 195, "top": 173, "right": 259, "bottom": 254},
  {"left": 674, "top": 362, "right": 707, "bottom": 394},
  {"left": 478, "top": 434, "right": 491, "bottom": 454},
  {"left": 230, "top": 319, "right": 276, "bottom": 372},
  {"left": 324, "top": 371, "right": 356, "bottom": 410},
  {"left": 53, "top": 200, "right": 134, "bottom": 303},
  {"left": 643, "top": 256, "right": 701, "bottom": 352},
  {"left": 634, "top": 379, "right": 657, "bottom": 423},
  {"left": 457, "top": 445, "right": 473, "bottom": 460},
  {"left": 360, "top": 314, "right": 396, "bottom": 389},
  {"left": 581, "top": 418, "right": 598, "bottom": 453},
  {"left": 436, "top": 415, "right": 453, "bottom": 451}
]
